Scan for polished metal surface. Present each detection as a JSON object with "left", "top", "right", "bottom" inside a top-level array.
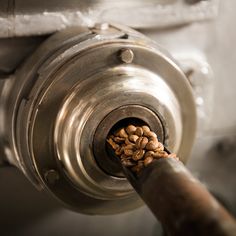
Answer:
[
  {"left": 0, "top": 36, "right": 48, "bottom": 75},
  {"left": 0, "top": 23, "right": 196, "bottom": 214},
  {"left": 0, "top": 0, "right": 219, "bottom": 37}
]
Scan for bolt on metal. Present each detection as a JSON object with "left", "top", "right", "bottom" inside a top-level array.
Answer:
[
  {"left": 94, "top": 22, "right": 109, "bottom": 31},
  {"left": 119, "top": 48, "right": 134, "bottom": 64}
]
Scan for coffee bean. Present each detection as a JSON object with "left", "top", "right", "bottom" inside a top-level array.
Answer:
[
  {"left": 125, "top": 125, "right": 137, "bottom": 135},
  {"left": 135, "top": 137, "right": 148, "bottom": 149},
  {"left": 125, "top": 138, "right": 134, "bottom": 146},
  {"left": 117, "top": 128, "right": 128, "bottom": 138},
  {"left": 146, "top": 140, "right": 159, "bottom": 151},
  {"left": 115, "top": 146, "right": 124, "bottom": 156},
  {"left": 142, "top": 125, "right": 150, "bottom": 135},
  {"left": 145, "top": 131, "right": 157, "bottom": 139},
  {"left": 124, "top": 144, "right": 135, "bottom": 150},
  {"left": 132, "top": 150, "right": 145, "bottom": 161},
  {"left": 122, "top": 159, "right": 136, "bottom": 167},
  {"left": 124, "top": 148, "right": 134, "bottom": 156},
  {"left": 135, "top": 127, "right": 143, "bottom": 136},
  {"left": 153, "top": 150, "right": 168, "bottom": 159},
  {"left": 113, "top": 137, "right": 125, "bottom": 143},
  {"left": 154, "top": 142, "right": 164, "bottom": 151},
  {"left": 144, "top": 156, "right": 153, "bottom": 166},
  {"left": 144, "top": 151, "right": 154, "bottom": 158},
  {"left": 129, "top": 134, "right": 139, "bottom": 143},
  {"left": 107, "top": 138, "right": 119, "bottom": 150},
  {"left": 149, "top": 136, "right": 158, "bottom": 142}
]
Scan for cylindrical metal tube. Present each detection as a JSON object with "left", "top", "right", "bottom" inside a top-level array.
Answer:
[{"left": 126, "top": 158, "right": 236, "bottom": 236}]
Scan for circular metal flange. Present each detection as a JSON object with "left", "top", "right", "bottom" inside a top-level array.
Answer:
[
  {"left": 52, "top": 65, "right": 180, "bottom": 202},
  {"left": 11, "top": 24, "right": 196, "bottom": 214}
]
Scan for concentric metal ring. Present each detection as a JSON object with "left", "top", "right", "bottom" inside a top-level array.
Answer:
[{"left": 11, "top": 24, "right": 196, "bottom": 214}]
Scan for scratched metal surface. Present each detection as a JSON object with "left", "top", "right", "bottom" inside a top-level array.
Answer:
[
  {"left": 0, "top": 0, "right": 219, "bottom": 37},
  {"left": 0, "top": 0, "right": 236, "bottom": 236}
]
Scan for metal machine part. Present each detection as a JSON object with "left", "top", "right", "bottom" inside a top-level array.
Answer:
[
  {"left": 106, "top": 125, "right": 236, "bottom": 235},
  {"left": 0, "top": 23, "right": 196, "bottom": 214},
  {"left": 0, "top": 0, "right": 219, "bottom": 38},
  {"left": 129, "top": 158, "right": 236, "bottom": 236}
]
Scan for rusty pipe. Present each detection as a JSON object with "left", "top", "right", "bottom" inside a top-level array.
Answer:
[{"left": 123, "top": 157, "right": 236, "bottom": 236}]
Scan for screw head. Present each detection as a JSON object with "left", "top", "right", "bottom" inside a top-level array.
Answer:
[
  {"left": 94, "top": 22, "right": 109, "bottom": 31},
  {"left": 119, "top": 48, "right": 134, "bottom": 64},
  {"left": 44, "top": 169, "right": 59, "bottom": 185}
]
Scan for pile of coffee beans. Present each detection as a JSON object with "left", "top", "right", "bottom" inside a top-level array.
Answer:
[{"left": 107, "top": 125, "right": 179, "bottom": 174}]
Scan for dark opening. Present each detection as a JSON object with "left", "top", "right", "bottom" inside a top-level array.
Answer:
[{"left": 107, "top": 117, "right": 148, "bottom": 138}]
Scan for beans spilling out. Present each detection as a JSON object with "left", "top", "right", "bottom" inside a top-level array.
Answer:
[{"left": 107, "top": 125, "right": 179, "bottom": 174}]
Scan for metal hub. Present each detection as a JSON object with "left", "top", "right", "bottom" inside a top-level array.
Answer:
[
  {"left": 1, "top": 24, "right": 196, "bottom": 214},
  {"left": 93, "top": 105, "right": 165, "bottom": 178}
]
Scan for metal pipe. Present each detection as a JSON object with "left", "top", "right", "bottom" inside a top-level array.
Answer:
[{"left": 124, "top": 158, "right": 236, "bottom": 236}]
